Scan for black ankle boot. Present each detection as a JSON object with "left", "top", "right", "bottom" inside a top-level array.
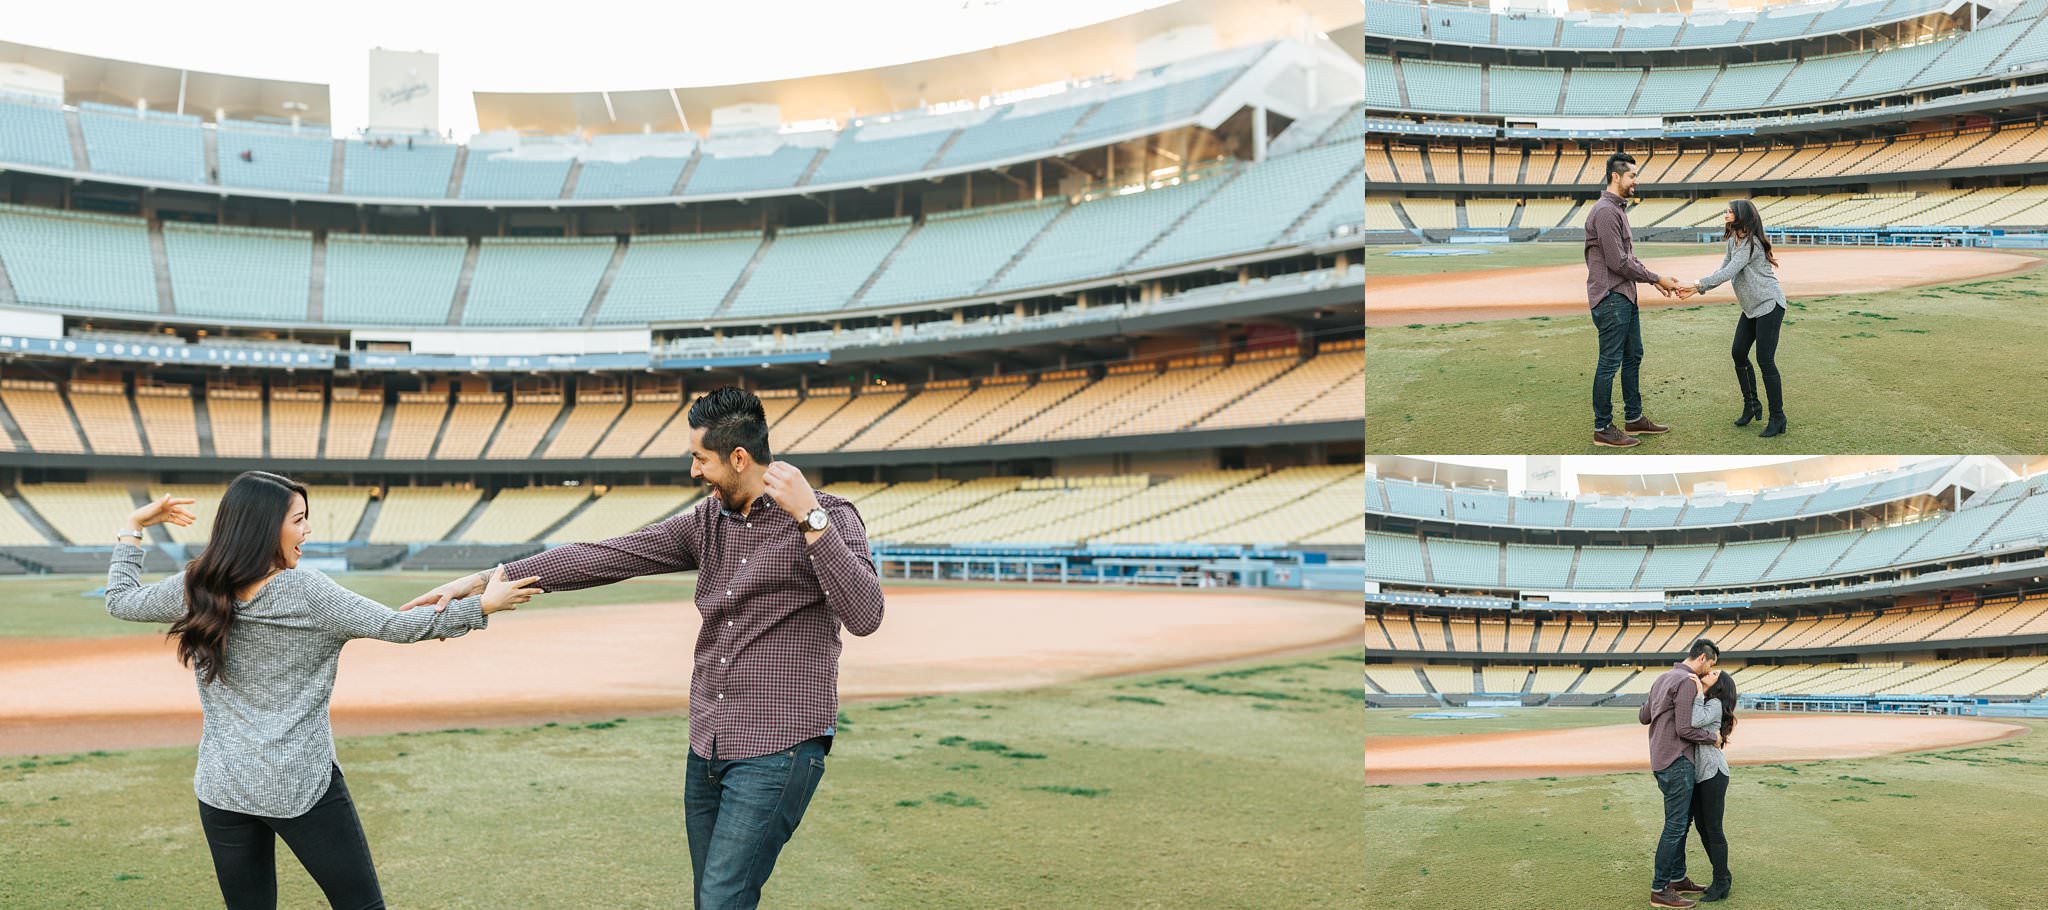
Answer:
[
  {"left": 1701, "top": 873, "right": 1732, "bottom": 902},
  {"left": 1734, "top": 399, "right": 1761, "bottom": 427},
  {"left": 1760, "top": 414, "right": 1786, "bottom": 438}
]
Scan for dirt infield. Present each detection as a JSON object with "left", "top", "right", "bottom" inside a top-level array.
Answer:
[
  {"left": 1364, "top": 714, "right": 2027, "bottom": 785},
  {"left": 0, "top": 586, "right": 1355, "bottom": 756},
  {"left": 1364, "top": 247, "right": 2042, "bottom": 326}
]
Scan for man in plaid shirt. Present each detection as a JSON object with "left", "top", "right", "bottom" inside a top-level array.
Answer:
[{"left": 404, "top": 386, "right": 885, "bottom": 909}]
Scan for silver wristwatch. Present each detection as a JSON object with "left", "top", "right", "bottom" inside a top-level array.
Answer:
[
  {"left": 116, "top": 528, "right": 145, "bottom": 543},
  {"left": 803, "top": 508, "right": 830, "bottom": 532}
]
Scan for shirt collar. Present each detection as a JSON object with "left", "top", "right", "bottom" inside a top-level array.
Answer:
[
  {"left": 1602, "top": 190, "right": 1625, "bottom": 207},
  {"left": 717, "top": 492, "right": 773, "bottom": 520}
]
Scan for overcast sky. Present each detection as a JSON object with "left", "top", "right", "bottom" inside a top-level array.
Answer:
[{"left": 5, "top": 0, "right": 1177, "bottom": 137}]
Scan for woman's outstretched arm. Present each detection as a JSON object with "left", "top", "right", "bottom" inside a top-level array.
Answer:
[
  {"left": 1695, "top": 237, "right": 1758, "bottom": 294},
  {"left": 105, "top": 541, "right": 190, "bottom": 623},
  {"left": 303, "top": 564, "right": 537, "bottom": 643}
]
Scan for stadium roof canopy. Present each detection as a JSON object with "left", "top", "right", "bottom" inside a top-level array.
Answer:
[
  {"left": 0, "top": 39, "right": 330, "bottom": 126},
  {"left": 470, "top": 0, "right": 1363, "bottom": 135}
]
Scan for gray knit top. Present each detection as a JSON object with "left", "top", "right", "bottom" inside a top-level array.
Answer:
[
  {"left": 105, "top": 541, "right": 488, "bottom": 817},
  {"left": 1691, "top": 694, "right": 1730, "bottom": 783},
  {"left": 1696, "top": 234, "right": 1785, "bottom": 319}
]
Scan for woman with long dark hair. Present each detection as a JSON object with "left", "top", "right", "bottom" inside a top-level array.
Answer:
[
  {"left": 1688, "top": 199, "right": 1789, "bottom": 438},
  {"left": 1688, "top": 668, "right": 1739, "bottom": 902},
  {"left": 105, "top": 471, "right": 542, "bottom": 909}
]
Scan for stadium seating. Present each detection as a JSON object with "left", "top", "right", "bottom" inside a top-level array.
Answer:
[
  {"left": 590, "top": 398, "right": 682, "bottom": 458},
  {"left": 1129, "top": 141, "right": 1363, "bottom": 269},
  {"left": 77, "top": 105, "right": 206, "bottom": 184},
  {"left": 935, "top": 105, "right": 1092, "bottom": 168},
  {"left": 341, "top": 141, "right": 460, "bottom": 197},
  {"left": 808, "top": 124, "right": 952, "bottom": 185},
  {"left": 163, "top": 223, "right": 313, "bottom": 322},
  {"left": 0, "top": 204, "right": 159, "bottom": 314},
  {"left": 18, "top": 483, "right": 137, "bottom": 544},
  {"left": 723, "top": 219, "right": 912, "bottom": 319},
  {"left": 859, "top": 202, "right": 1065, "bottom": 307},
  {"left": 459, "top": 486, "right": 591, "bottom": 542},
  {"left": 322, "top": 393, "right": 381, "bottom": 459},
  {"left": 544, "top": 486, "right": 699, "bottom": 542},
  {"left": 542, "top": 398, "right": 625, "bottom": 459},
  {"left": 595, "top": 232, "right": 762, "bottom": 325},
  {"left": 992, "top": 178, "right": 1223, "bottom": 292},
  {"left": 0, "top": 97, "right": 75, "bottom": 170},
  {"left": 681, "top": 145, "right": 818, "bottom": 195},
  {"left": 784, "top": 391, "right": 904, "bottom": 454},
  {"left": 206, "top": 389, "right": 265, "bottom": 458},
  {"left": 218, "top": 127, "right": 334, "bottom": 194},
  {"left": 134, "top": 387, "right": 200, "bottom": 456},
  {"left": 68, "top": 383, "right": 144, "bottom": 455},
  {"left": 323, "top": 234, "right": 466, "bottom": 326},
  {"left": 486, "top": 399, "right": 563, "bottom": 459},
  {"left": 384, "top": 394, "right": 449, "bottom": 460},
  {"left": 434, "top": 396, "right": 507, "bottom": 460},
  {"left": 459, "top": 153, "right": 573, "bottom": 199},
  {"left": 368, "top": 486, "right": 483, "bottom": 543},
  {"left": 462, "top": 238, "right": 614, "bottom": 326}
]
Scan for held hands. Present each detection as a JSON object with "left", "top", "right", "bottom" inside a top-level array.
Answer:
[
  {"left": 127, "top": 495, "right": 198, "bottom": 531},
  {"left": 1654, "top": 275, "right": 1683, "bottom": 298},
  {"left": 763, "top": 461, "right": 821, "bottom": 525},
  {"left": 479, "top": 564, "right": 543, "bottom": 615},
  {"left": 398, "top": 570, "right": 488, "bottom": 613}
]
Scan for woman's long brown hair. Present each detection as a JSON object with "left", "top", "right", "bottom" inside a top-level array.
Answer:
[
  {"left": 1722, "top": 198, "right": 1779, "bottom": 267},
  {"left": 1705, "top": 671, "right": 1738, "bottom": 744},
  {"left": 169, "top": 471, "right": 307, "bottom": 684}
]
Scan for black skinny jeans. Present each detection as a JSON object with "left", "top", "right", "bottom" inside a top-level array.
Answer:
[
  {"left": 1690, "top": 771, "right": 1731, "bottom": 883},
  {"left": 1732, "top": 304, "right": 1785, "bottom": 418},
  {"left": 197, "top": 764, "right": 384, "bottom": 910}
]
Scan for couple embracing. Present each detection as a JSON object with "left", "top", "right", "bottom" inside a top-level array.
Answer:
[{"left": 1641, "top": 638, "right": 1740, "bottom": 908}]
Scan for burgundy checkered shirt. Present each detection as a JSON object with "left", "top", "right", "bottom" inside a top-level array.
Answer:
[{"left": 503, "top": 490, "right": 885, "bottom": 760}]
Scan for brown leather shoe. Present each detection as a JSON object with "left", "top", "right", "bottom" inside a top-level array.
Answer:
[
  {"left": 1651, "top": 888, "right": 1698, "bottom": 908},
  {"left": 1666, "top": 877, "right": 1705, "bottom": 894},
  {"left": 1594, "top": 425, "right": 1640, "bottom": 448},
  {"left": 1625, "top": 416, "right": 1671, "bottom": 435}
]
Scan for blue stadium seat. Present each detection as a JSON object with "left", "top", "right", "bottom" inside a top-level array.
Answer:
[
  {"left": 324, "top": 234, "right": 466, "bottom": 326},
  {"left": 861, "top": 202, "right": 1064, "bottom": 308},
  {"left": 0, "top": 97, "right": 76, "bottom": 170},
  {"left": 595, "top": 231, "right": 762, "bottom": 324},
  {"left": 163, "top": 223, "right": 312, "bottom": 322},
  {"left": 217, "top": 127, "right": 333, "bottom": 194},
  {"left": 342, "top": 140, "right": 459, "bottom": 197},
  {"left": 78, "top": 105, "right": 206, "bottom": 184},
  {"left": 0, "top": 204, "right": 158, "bottom": 314},
  {"left": 461, "top": 238, "right": 615, "bottom": 326},
  {"left": 723, "top": 218, "right": 912, "bottom": 318}
]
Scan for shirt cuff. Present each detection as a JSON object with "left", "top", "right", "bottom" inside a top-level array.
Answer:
[{"left": 446, "top": 594, "right": 491, "bottom": 631}]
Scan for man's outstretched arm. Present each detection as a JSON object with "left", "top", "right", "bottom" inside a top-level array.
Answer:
[{"left": 402, "top": 511, "right": 701, "bottom": 610}]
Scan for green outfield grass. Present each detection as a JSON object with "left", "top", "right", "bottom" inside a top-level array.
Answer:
[
  {"left": 1367, "top": 249, "right": 2048, "bottom": 453},
  {"left": 1368, "top": 242, "right": 1706, "bottom": 277},
  {"left": 0, "top": 572, "right": 702, "bottom": 640},
  {"left": 0, "top": 603, "right": 1361, "bottom": 908},
  {"left": 1366, "top": 708, "right": 2042, "bottom": 910}
]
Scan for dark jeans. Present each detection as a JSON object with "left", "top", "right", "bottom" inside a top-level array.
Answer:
[
  {"left": 1732, "top": 304, "right": 1785, "bottom": 418},
  {"left": 197, "top": 764, "right": 383, "bottom": 910},
  {"left": 686, "top": 737, "right": 830, "bottom": 910},
  {"left": 1651, "top": 756, "right": 1696, "bottom": 891},
  {"left": 1692, "top": 771, "right": 1730, "bottom": 882},
  {"left": 1591, "top": 291, "right": 1645, "bottom": 430}
]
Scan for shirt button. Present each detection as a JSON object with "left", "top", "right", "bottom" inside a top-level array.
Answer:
[
  {"left": 716, "top": 693, "right": 724, "bottom": 700},
  {"left": 740, "top": 558, "right": 747, "bottom": 564},
  {"left": 725, "top": 620, "right": 733, "bottom": 627},
  {"left": 720, "top": 657, "right": 727, "bottom": 664},
  {"left": 727, "top": 589, "right": 734, "bottom": 596}
]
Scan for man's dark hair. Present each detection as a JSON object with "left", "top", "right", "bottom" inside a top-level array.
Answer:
[
  {"left": 1605, "top": 152, "right": 1637, "bottom": 183},
  {"left": 686, "top": 386, "right": 772, "bottom": 465},
  {"left": 1688, "top": 638, "right": 1720, "bottom": 660}
]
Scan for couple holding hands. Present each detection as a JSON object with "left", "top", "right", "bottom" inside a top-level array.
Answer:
[
  {"left": 103, "top": 387, "right": 884, "bottom": 910},
  {"left": 1584, "top": 152, "right": 1790, "bottom": 448}
]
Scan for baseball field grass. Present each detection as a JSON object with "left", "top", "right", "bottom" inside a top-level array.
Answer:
[
  {"left": 1366, "top": 246, "right": 2048, "bottom": 453},
  {"left": 1366, "top": 707, "right": 2044, "bottom": 909},
  {"left": 1367, "top": 242, "right": 1706, "bottom": 276},
  {"left": 0, "top": 575, "right": 1362, "bottom": 909}
]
